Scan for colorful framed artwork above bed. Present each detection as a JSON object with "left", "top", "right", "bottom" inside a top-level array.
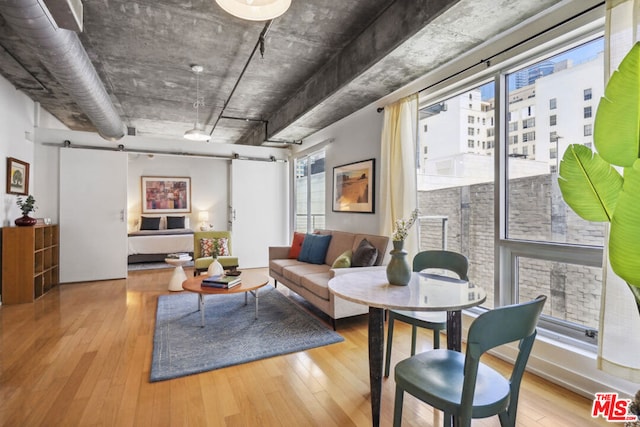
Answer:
[{"left": 141, "top": 176, "right": 191, "bottom": 213}]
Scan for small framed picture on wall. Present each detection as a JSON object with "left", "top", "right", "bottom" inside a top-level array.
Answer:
[{"left": 6, "top": 157, "right": 29, "bottom": 196}]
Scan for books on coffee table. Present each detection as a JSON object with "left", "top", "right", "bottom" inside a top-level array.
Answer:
[
  {"left": 201, "top": 275, "right": 241, "bottom": 288},
  {"left": 166, "top": 252, "right": 191, "bottom": 260}
]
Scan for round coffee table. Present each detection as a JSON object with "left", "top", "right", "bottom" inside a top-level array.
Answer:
[
  {"left": 182, "top": 269, "right": 270, "bottom": 327},
  {"left": 164, "top": 256, "right": 192, "bottom": 291}
]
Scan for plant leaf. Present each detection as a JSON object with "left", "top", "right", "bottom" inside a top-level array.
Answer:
[
  {"left": 557, "top": 144, "right": 622, "bottom": 222},
  {"left": 610, "top": 160, "right": 640, "bottom": 287},
  {"left": 594, "top": 42, "right": 640, "bottom": 167}
]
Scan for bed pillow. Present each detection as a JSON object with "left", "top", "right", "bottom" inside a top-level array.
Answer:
[
  {"left": 200, "top": 237, "right": 230, "bottom": 257},
  {"left": 352, "top": 238, "right": 378, "bottom": 267},
  {"left": 331, "top": 250, "right": 352, "bottom": 268},
  {"left": 288, "top": 232, "right": 306, "bottom": 259},
  {"left": 140, "top": 216, "right": 161, "bottom": 230},
  {"left": 297, "top": 233, "right": 332, "bottom": 265},
  {"left": 166, "top": 216, "right": 185, "bottom": 229}
]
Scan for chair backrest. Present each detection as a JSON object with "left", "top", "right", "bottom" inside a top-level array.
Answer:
[
  {"left": 412, "top": 250, "right": 469, "bottom": 281},
  {"left": 460, "top": 295, "right": 547, "bottom": 423},
  {"left": 193, "top": 231, "right": 233, "bottom": 259}
]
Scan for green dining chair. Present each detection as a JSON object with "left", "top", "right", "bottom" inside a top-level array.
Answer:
[
  {"left": 393, "top": 294, "right": 547, "bottom": 427},
  {"left": 384, "top": 250, "right": 469, "bottom": 378}
]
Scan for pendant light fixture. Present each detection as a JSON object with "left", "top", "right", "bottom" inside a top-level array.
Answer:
[
  {"left": 184, "top": 64, "right": 210, "bottom": 142},
  {"left": 215, "top": 0, "right": 291, "bottom": 21}
]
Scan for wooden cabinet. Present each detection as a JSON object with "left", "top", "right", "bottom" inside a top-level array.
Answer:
[{"left": 1, "top": 225, "right": 59, "bottom": 304}]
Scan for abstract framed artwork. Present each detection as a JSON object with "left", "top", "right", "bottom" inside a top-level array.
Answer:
[
  {"left": 332, "top": 158, "right": 375, "bottom": 213},
  {"left": 142, "top": 176, "right": 191, "bottom": 213},
  {"left": 6, "top": 157, "right": 29, "bottom": 196}
]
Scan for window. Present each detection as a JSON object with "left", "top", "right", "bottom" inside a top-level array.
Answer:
[
  {"left": 468, "top": 116, "right": 475, "bottom": 124},
  {"left": 423, "top": 124, "right": 428, "bottom": 132},
  {"left": 417, "top": 35, "right": 605, "bottom": 342},
  {"left": 584, "top": 142, "right": 592, "bottom": 149},
  {"left": 584, "top": 88, "right": 592, "bottom": 100},
  {"left": 523, "top": 131, "right": 535, "bottom": 142},
  {"left": 294, "top": 150, "right": 325, "bottom": 233},
  {"left": 584, "top": 106, "right": 592, "bottom": 118},
  {"left": 468, "top": 139, "right": 475, "bottom": 148},
  {"left": 467, "top": 127, "right": 475, "bottom": 136},
  {"left": 584, "top": 123, "right": 592, "bottom": 136}
]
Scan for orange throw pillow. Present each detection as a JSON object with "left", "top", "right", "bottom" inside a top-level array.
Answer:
[{"left": 288, "top": 232, "right": 306, "bottom": 258}]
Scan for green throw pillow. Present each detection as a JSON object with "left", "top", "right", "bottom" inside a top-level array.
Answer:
[{"left": 331, "top": 250, "right": 352, "bottom": 268}]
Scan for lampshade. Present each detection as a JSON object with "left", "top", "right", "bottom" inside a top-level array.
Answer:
[
  {"left": 198, "top": 211, "right": 209, "bottom": 222},
  {"left": 184, "top": 125, "right": 210, "bottom": 141},
  {"left": 215, "top": 0, "right": 291, "bottom": 21}
]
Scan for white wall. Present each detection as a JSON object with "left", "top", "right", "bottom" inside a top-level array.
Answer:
[
  {"left": 126, "top": 154, "right": 229, "bottom": 231},
  {"left": 0, "top": 74, "right": 66, "bottom": 227},
  {"left": 298, "top": 104, "right": 384, "bottom": 235}
]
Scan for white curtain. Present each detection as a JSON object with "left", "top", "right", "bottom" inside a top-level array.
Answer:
[
  {"left": 598, "top": 0, "right": 640, "bottom": 381},
  {"left": 379, "top": 94, "right": 419, "bottom": 259}
]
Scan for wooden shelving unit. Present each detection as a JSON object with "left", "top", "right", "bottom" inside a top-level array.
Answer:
[{"left": 1, "top": 224, "right": 59, "bottom": 304}]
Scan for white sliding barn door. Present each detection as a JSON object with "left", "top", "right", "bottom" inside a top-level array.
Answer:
[
  {"left": 230, "top": 159, "right": 288, "bottom": 268},
  {"left": 59, "top": 148, "right": 128, "bottom": 282}
]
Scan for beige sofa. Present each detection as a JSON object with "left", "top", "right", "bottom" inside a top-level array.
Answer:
[{"left": 268, "top": 230, "right": 389, "bottom": 329}]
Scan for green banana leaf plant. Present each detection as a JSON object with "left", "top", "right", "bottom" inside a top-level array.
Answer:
[{"left": 558, "top": 41, "right": 640, "bottom": 315}]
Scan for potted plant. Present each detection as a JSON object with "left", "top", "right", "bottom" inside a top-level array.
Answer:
[
  {"left": 15, "top": 194, "right": 37, "bottom": 226},
  {"left": 558, "top": 42, "right": 640, "bottom": 314}
]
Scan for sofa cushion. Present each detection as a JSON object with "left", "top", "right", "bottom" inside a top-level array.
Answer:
[
  {"left": 288, "top": 232, "right": 306, "bottom": 259},
  {"left": 283, "top": 263, "right": 331, "bottom": 284},
  {"left": 298, "top": 234, "right": 332, "bottom": 264},
  {"left": 331, "top": 250, "right": 352, "bottom": 268},
  {"left": 269, "top": 258, "right": 305, "bottom": 276},
  {"left": 352, "top": 238, "right": 378, "bottom": 267},
  {"left": 301, "top": 272, "right": 332, "bottom": 300},
  {"left": 324, "top": 230, "right": 356, "bottom": 266},
  {"left": 353, "top": 234, "right": 389, "bottom": 266}
]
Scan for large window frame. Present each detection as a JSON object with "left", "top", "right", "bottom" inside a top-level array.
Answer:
[
  {"left": 417, "top": 15, "right": 604, "bottom": 348},
  {"left": 293, "top": 149, "right": 326, "bottom": 233}
]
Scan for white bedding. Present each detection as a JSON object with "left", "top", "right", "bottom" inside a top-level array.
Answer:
[{"left": 128, "top": 231, "right": 194, "bottom": 255}]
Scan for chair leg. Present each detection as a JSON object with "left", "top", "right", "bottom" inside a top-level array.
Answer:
[
  {"left": 274, "top": 279, "right": 277, "bottom": 288},
  {"left": 393, "top": 385, "right": 404, "bottom": 427},
  {"left": 433, "top": 328, "right": 440, "bottom": 349},
  {"left": 384, "top": 315, "right": 395, "bottom": 377},
  {"left": 410, "top": 325, "right": 418, "bottom": 356},
  {"left": 332, "top": 318, "right": 336, "bottom": 331}
]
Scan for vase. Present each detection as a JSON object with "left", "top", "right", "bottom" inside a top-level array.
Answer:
[
  {"left": 15, "top": 214, "right": 37, "bottom": 226},
  {"left": 207, "top": 257, "right": 224, "bottom": 277},
  {"left": 386, "top": 240, "right": 411, "bottom": 286}
]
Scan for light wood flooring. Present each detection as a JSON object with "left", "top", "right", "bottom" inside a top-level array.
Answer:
[{"left": 0, "top": 267, "right": 608, "bottom": 426}]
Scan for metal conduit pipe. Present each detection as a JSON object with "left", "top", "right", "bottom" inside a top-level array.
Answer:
[{"left": 0, "top": 0, "right": 125, "bottom": 140}]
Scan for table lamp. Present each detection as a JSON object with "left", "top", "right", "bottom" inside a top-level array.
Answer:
[{"left": 198, "top": 211, "right": 210, "bottom": 231}]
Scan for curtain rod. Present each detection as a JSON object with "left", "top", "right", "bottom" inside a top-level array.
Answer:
[
  {"left": 41, "top": 140, "right": 288, "bottom": 162},
  {"left": 376, "top": 1, "right": 604, "bottom": 113}
]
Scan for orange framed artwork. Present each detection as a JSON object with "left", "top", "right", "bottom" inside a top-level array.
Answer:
[
  {"left": 332, "top": 158, "right": 375, "bottom": 213},
  {"left": 141, "top": 176, "right": 191, "bottom": 213},
  {"left": 6, "top": 157, "right": 29, "bottom": 196}
]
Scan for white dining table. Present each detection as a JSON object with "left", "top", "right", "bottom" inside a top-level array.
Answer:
[{"left": 328, "top": 269, "right": 486, "bottom": 427}]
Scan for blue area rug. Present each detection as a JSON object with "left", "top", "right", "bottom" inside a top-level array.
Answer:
[{"left": 150, "top": 286, "right": 343, "bottom": 382}]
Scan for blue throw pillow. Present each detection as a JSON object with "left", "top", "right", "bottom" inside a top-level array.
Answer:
[{"left": 298, "top": 234, "right": 332, "bottom": 265}]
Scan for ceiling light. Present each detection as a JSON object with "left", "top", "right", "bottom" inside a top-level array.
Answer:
[
  {"left": 184, "top": 65, "right": 210, "bottom": 142},
  {"left": 215, "top": 0, "right": 291, "bottom": 21}
]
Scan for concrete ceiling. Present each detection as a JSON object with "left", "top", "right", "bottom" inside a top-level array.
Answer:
[{"left": 0, "top": 0, "right": 565, "bottom": 147}]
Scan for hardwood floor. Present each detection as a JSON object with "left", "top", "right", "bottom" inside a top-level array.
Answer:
[{"left": 0, "top": 267, "right": 607, "bottom": 426}]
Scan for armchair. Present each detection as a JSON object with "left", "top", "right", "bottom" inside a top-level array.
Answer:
[{"left": 193, "top": 231, "right": 239, "bottom": 276}]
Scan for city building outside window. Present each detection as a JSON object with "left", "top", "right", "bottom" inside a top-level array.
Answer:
[
  {"left": 294, "top": 150, "right": 325, "bottom": 233},
  {"left": 584, "top": 123, "right": 593, "bottom": 136},
  {"left": 550, "top": 114, "right": 557, "bottom": 126},
  {"left": 550, "top": 97, "right": 557, "bottom": 109},
  {"left": 584, "top": 105, "right": 592, "bottom": 118}
]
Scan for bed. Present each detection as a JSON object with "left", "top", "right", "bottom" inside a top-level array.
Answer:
[{"left": 127, "top": 215, "right": 194, "bottom": 264}]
